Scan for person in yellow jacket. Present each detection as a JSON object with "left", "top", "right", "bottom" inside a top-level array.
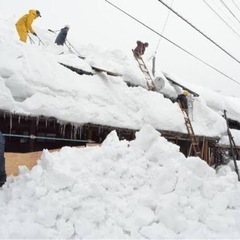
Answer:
[{"left": 15, "top": 10, "right": 41, "bottom": 43}]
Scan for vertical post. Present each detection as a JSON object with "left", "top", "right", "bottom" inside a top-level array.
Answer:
[
  {"left": 224, "top": 110, "right": 240, "bottom": 181},
  {"left": 0, "top": 131, "right": 6, "bottom": 187},
  {"left": 152, "top": 56, "right": 156, "bottom": 77}
]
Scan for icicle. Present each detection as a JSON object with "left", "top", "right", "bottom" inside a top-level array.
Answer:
[
  {"left": 36, "top": 116, "right": 39, "bottom": 129},
  {"left": 45, "top": 118, "right": 48, "bottom": 127},
  {"left": 60, "top": 124, "right": 62, "bottom": 136},
  {"left": 9, "top": 113, "right": 12, "bottom": 134},
  {"left": 60, "top": 124, "right": 63, "bottom": 136},
  {"left": 72, "top": 124, "right": 74, "bottom": 139},
  {"left": 79, "top": 126, "right": 82, "bottom": 139},
  {"left": 18, "top": 116, "right": 21, "bottom": 124},
  {"left": 62, "top": 124, "right": 66, "bottom": 137},
  {"left": 73, "top": 125, "right": 77, "bottom": 139},
  {"left": 70, "top": 124, "right": 73, "bottom": 139}
]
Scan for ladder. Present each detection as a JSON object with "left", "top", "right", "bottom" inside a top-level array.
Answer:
[
  {"left": 132, "top": 50, "right": 156, "bottom": 91},
  {"left": 223, "top": 110, "right": 240, "bottom": 181},
  {"left": 178, "top": 102, "right": 201, "bottom": 157}
]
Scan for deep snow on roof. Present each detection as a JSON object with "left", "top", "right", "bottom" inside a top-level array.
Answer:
[{"left": 0, "top": 17, "right": 231, "bottom": 138}]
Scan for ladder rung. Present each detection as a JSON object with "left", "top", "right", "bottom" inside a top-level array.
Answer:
[{"left": 135, "top": 56, "right": 155, "bottom": 91}]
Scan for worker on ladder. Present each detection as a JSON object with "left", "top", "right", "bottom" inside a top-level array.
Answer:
[
  {"left": 177, "top": 90, "right": 189, "bottom": 112},
  {"left": 133, "top": 41, "right": 149, "bottom": 57}
]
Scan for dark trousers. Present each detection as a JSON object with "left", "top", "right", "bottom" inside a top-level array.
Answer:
[
  {"left": 0, "top": 172, "right": 6, "bottom": 187},
  {"left": 0, "top": 132, "right": 6, "bottom": 187}
]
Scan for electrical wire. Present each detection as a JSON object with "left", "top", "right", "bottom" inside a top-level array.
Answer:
[
  {"left": 104, "top": 0, "right": 240, "bottom": 86},
  {"left": 212, "top": 0, "right": 240, "bottom": 31},
  {"left": 157, "top": 0, "right": 240, "bottom": 65},
  {"left": 219, "top": 0, "right": 240, "bottom": 25},
  {"left": 232, "top": 0, "right": 240, "bottom": 13},
  {"left": 203, "top": 0, "right": 240, "bottom": 39},
  {"left": 154, "top": 0, "right": 175, "bottom": 55}
]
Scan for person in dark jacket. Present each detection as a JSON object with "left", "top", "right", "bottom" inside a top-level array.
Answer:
[
  {"left": 55, "top": 25, "right": 70, "bottom": 46},
  {"left": 0, "top": 132, "right": 6, "bottom": 187},
  {"left": 177, "top": 90, "right": 189, "bottom": 110},
  {"left": 133, "top": 41, "right": 149, "bottom": 57}
]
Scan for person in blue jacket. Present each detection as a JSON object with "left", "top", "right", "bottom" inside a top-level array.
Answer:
[
  {"left": 0, "top": 132, "right": 6, "bottom": 187},
  {"left": 55, "top": 25, "right": 70, "bottom": 46}
]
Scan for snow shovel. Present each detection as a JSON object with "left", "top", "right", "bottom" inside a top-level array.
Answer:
[{"left": 48, "top": 29, "right": 85, "bottom": 59}]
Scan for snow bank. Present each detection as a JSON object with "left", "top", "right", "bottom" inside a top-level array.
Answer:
[{"left": 1, "top": 125, "right": 240, "bottom": 239}]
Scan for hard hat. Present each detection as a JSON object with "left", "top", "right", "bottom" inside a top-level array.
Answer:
[{"left": 183, "top": 90, "right": 189, "bottom": 96}]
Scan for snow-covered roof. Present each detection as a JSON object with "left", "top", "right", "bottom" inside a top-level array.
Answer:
[
  {"left": 162, "top": 72, "right": 240, "bottom": 123},
  {"left": 0, "top": 17, "right": 231, "bottom": 139},
  {"left": 0, "top": 41, "right": 227, "bottom": 138}
]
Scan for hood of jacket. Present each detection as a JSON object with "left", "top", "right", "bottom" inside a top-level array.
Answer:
[{"left": 28, "top": 10, "right": 37, "bottom": 18}]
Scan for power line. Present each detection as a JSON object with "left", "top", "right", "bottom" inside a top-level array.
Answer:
[
  {"left": 232, "top": 0, "right": 240, "bottom": 13},
  {"left": 104, "top": 0, "right": 240, "bottom": 86},
  {"left": 212, "top": 0, "right": 240, "bottom": 31},
  {"left": 219, "top": 0, "right": 240, "bottom": 25},
  {"left": 203, "top": 0, "right": 240, "bottom": 39},
  {"left": 157, "top": 0, "right": 240, "bottom": 65},
  {"left": 154, "top": 0, "right": 175, "bottom": 55}
]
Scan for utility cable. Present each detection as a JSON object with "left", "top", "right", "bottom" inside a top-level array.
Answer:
[
  {"left": 105, "top": 0, "right": 240, "bottom": 86},
  {"left": 212, "top": 0, "right": 240, "bottom": 31},
  {"left": 157, "top": 0, "right": 240, "bottom": 65},
  {"left": 219, "top": 0, "right": 240, "bottom": 25},
  {"left": 203, "top": 0, "right": 240, "bottom": 39},
  {"left": 154, "top": 0, "right": 175, "bottom": 55},
  {"left": 232, "top": 0, "right": 240, "bottom": 13},
  {"left": 151, "top": 0, "right": 174, "bottom": 76}
]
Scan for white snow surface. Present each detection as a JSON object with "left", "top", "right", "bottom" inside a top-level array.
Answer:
[
  {"left": 219, "top": 129, "right": 240, "bottom": 146},
  {"left": 1, "top": 125, "right": 240, "bottom": 239}
]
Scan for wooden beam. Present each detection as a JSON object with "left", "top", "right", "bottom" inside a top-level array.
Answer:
[
  {"left": 59, "top": 63, "right": 93, "bottom": 75},
  {"left": 165, "top": 76, "right": 199, "bottom": 97},
  {"left": 91, "top": 66, "right": 122, "bottom": 77}
]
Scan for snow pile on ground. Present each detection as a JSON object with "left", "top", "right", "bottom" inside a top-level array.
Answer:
[{"left": 0, "top": 125, "right": 240, "bottom": 239}]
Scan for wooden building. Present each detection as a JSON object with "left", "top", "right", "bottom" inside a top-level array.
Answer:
[{"left": 0, "top": 110, "right": 219, "bottom": 166}]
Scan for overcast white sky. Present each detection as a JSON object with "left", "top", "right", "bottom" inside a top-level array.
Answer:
[{"left": 1, "top": 0, "right": 240, "bottom": 97}]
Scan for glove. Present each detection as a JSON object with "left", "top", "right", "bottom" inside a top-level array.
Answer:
[{"left": 32, "top": 32, "right": 37, "bottom": 36}]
